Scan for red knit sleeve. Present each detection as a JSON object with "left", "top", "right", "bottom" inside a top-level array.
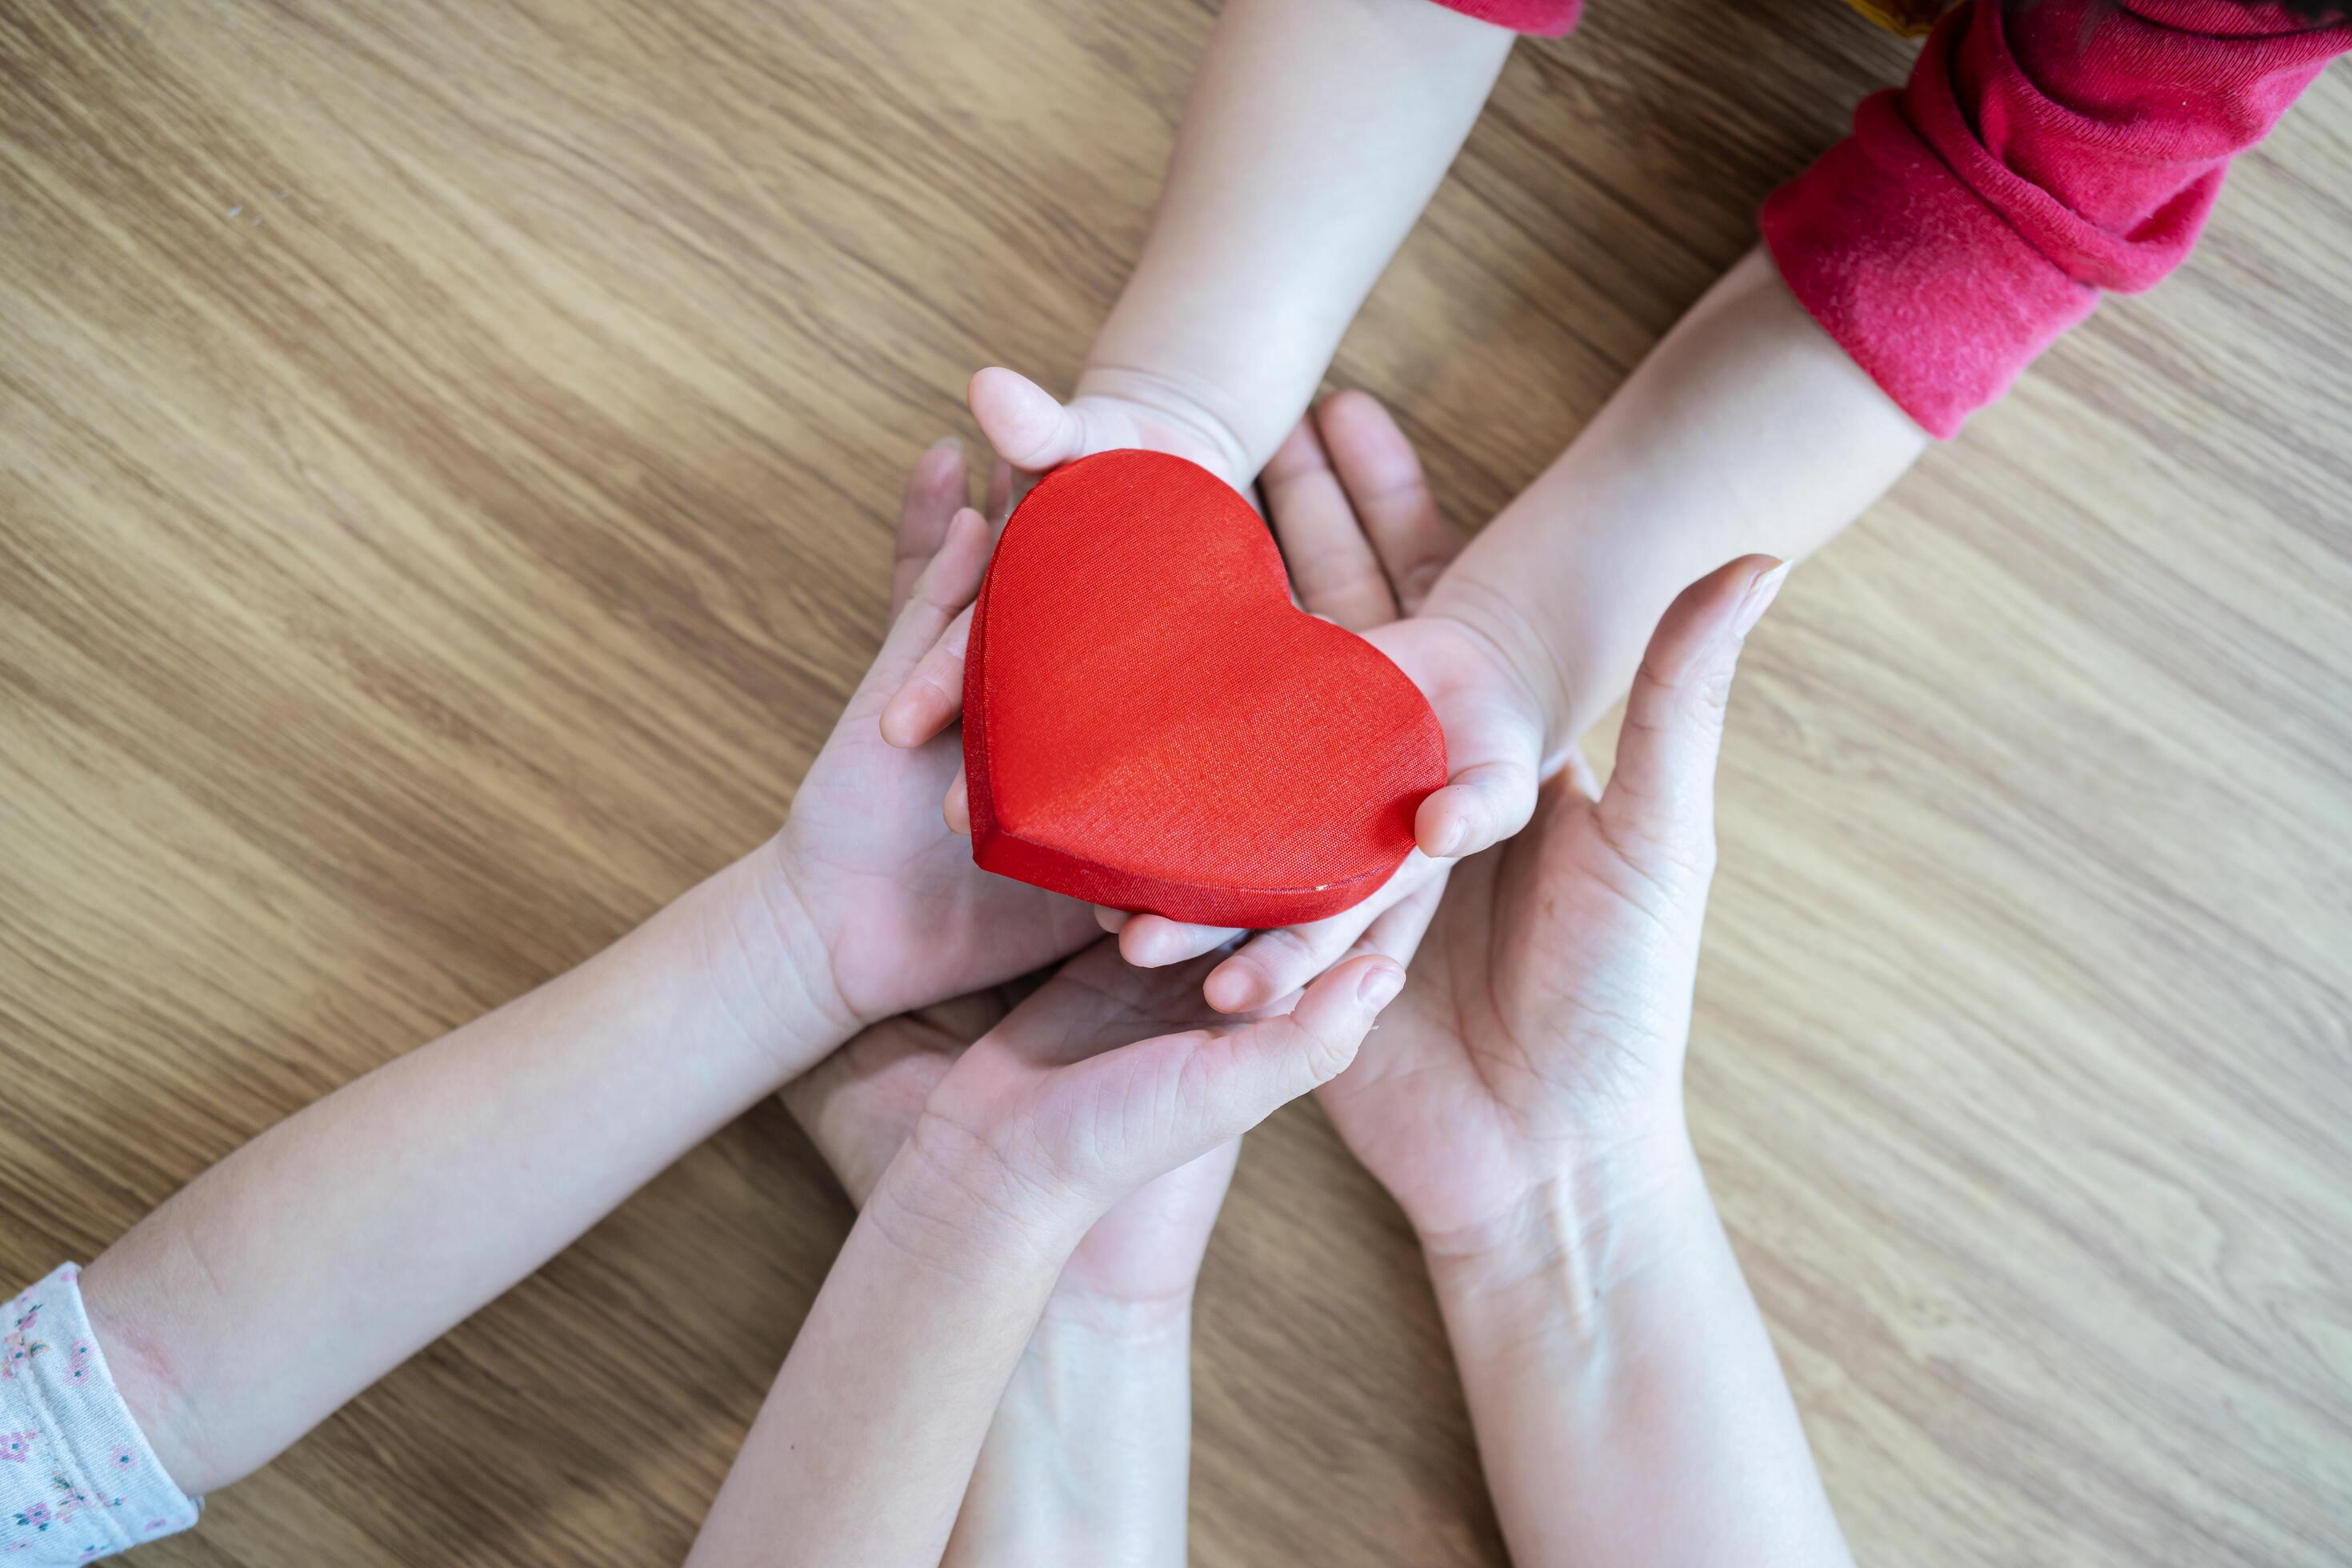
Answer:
[
  {"left": 1762, "top": 1, "right": 2349, "bottom": 437},
  {"left": 1425, "top": 0, "right": 1582, "bottom": 36}
]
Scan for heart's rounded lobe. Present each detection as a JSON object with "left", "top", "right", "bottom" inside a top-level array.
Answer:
[{"left": 962, "top": 450, "right": 1446, "bottom": 928}]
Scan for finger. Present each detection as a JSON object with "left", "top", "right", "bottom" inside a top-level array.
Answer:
[
  {"left": 1414, "top": 754, "right": 1540, "bottom": 862},
  {"left": 1316, "top": 390, "right": 1458, "bottom": 614},
  {"left": 868, "top": 506, "right": 990, "bottom": 696},
  {"left": 1596, "top": 555, "right": 1784, "bottom": 871},
  {"left": 1094, "top": 906, "right": 1130, "bottom": 935},
  {"left": 879, "top": 601, "right": 974, "bottom": 748},
  {"left": 891, "top": 438, "right": 970, "bottom": 622},
  {"left": 1262, "top": 414, "right": 1399, "bottom": 631},
  {"left": 1341, "top": 866, "right": 1447, "bottom": 971},
  {"left": 1202, "top": 853, "right": 1437, "bottom": 1014},
  {"left": 986, "top": 457, "right": 1014, "bottom": 527},
  {"left": 1097, "top": 954, "right": 1406, "bottom": 1176},
  {"left": 1194, "top": 955, "right": 1406, "bottom": 1118},
  {"left": 971, "top": 367, "right": 1103, "bottom": 474},
  {"left": 945, "top": 765, "right": 970, "bottom": 836},
  {"left": 1118, "top": 914, "right": 1243, "bottom": 970}
]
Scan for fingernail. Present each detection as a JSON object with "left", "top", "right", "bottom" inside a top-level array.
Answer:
[
  {"left": 1357, "top": 962, "right": 1406, "bottom": 1011},
  {"left": 929, "top": 435, "right": 963, "bottom": 454},
  {"left": 1435, "top": 818, "right": 1468, "bottom": 858},
  {"left": 1730, "top": 561, "right": 1790, "bottom": 642}
]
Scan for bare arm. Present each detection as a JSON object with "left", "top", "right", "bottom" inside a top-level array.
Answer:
[
  {"left": 80, "top": 850, "right": 846, "bottom": 1496},
  {"left": 1430, "top": 1145, "right": 1854, "bottom": 1568},
  {"left": 1318, "top": 553, "right": 1854, "bottom": 1564},
  {"left": 1428, "top": 245, "right": 1929, "bottom": 754},
  {"left": 70, "top": 440, "right": 1098, "bottom": 1501},
  {"left": 689, "top": 946, "right": 1404, "bottom": 1566},
  {"left": 975, "top": 0, "right": 1515, "bottom": 486}
]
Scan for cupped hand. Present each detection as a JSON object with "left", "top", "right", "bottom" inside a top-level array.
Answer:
[
  {"left": 878, "top": 391, "right": 1547, "bottom": 1014},
  {"left": 764, "top": 440, "right": 1100, "bottom": 1033},
  {"left": 883, "top": 940, "right": 1407, "bottom": 1254},
  {"left": 1316, "top": 552, "right": 1788, "bottom": 1257},
  {"left": 782, "top": 973, "right": 1239, "bottom": 1313}
]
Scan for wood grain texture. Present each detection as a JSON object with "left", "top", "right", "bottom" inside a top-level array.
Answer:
[{"left": 4, "top": 1, "right": 2349, "bottom": 1562}]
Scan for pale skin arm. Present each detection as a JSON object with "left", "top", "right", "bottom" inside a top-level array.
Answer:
[
  {"left": 73, "top": 441, "right": 1100, "bottom": 1501},
  {"left": 1427, "top": 245, "right": 1930, "bottom": 754},
  {"left": 683, "top": 1162, "right": 1076, "bottom": 1568},
  {"left": 975, "top": 0, "right": 1516, "bottom": 488},
  {"left": 788, "top": 1015, "right": 1216, "bottom": 1568},
  {"left": 1310, "top": 534, "right": 1854, "bottom": 1564},
  {"left": 690, "top": 946, "right": 1406, "bottom": 1566},
  {"left": 1430, "top": 1146, "right": 1854, "bottom": 1568},
  {"left": 79, "top": 850, "right": 850, "bottom": 1497},
  {"left": 942, "top": 1298, "right": 1193, "bottom": 1568}
]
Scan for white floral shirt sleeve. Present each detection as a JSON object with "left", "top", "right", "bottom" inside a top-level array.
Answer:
[{"left": 2, "top": 1266, "right": 198, "bottom": 1562}]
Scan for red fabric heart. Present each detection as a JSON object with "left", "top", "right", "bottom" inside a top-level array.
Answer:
[{"left": 962, "top": 450, "right": 1446, "bottom": 928}]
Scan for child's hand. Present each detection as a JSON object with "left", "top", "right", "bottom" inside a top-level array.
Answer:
[
  {"left": 696, "top": 935, "right": 1406, "bottom": 1568},
  {"left": 881, "top": 940, "right": 1406, "bottom": 1258},
  {"left": 878, "top": 392, "right": 1547, "bottom": 1014},
  {"left": 782, "top": 958, "right": 1276, "bottom": 1568},
  {"left": 783, "top": 963, "right": 1256, "bottom": 1309},
  {"left": 969, "top": 366, "right": 1253, "bottom": 494},
  {"left": 1317, "top": 553, "right": 1787, "bottom": 1259},
  {"left": 762, "top": 442, "right": 1101, "bottom": 1041}
]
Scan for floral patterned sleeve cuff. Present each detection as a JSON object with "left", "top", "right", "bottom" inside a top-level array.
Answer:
[{"left": 2, "top": 1266, "right": 199, "bottom": 1562}]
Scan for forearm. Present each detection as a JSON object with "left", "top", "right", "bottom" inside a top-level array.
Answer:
[
  {"left": 687, "top": 1146, "right": 1082, "bottom": 1567},
  {"left": 945, "top": 1297, "right": 1194, "bottom": 1568},
  {"left": 1428, "top": 1134, "right": 1850, "bottom": 1568},
  {"left": 1087, "top": 0, "right": 1512, "bottom": 479},
  {"left": 1427, "top": 246, "right": 1928, "bottom": 753},
  {"left": 81, "top": 845, "right": 850, "bottom": 1494}
]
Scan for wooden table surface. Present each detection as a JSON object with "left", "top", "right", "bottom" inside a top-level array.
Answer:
[{"left": 6, "top": 2, "right": 2350, "bottom": 1562}]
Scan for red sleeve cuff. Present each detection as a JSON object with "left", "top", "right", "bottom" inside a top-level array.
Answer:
[
  {"left": 1762, "top": 0, "right": 2346, "bottom": 438},
  {"left": 1425, "top": 0, "right": 1580, "bottom": 37},
  {"left": 1762, "top": 91, "right": 2098, "bottom": 439}
]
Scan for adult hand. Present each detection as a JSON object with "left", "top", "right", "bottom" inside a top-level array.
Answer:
[{"left": 1317, "top": 550, "right": 1787, "bottom": 1256}]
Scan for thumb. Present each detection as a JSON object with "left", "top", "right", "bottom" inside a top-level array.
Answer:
[
  {"left": 1594, "top": 555, "right": 1785, "bottom": 876},
  {"left": 970, "top": 367, "right": 1096, "bottom": 474},
  {"left": 1079, "top": 955, "right": 1406, "bottom": 1187}
]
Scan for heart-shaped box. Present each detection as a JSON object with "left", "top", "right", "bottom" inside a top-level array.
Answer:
[{"left": 962, "top": 450, "right": 1446, "bottom": 927}]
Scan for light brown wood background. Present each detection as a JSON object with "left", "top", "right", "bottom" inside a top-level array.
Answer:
[{"left": 5, "top": 0, "right": 2349, "bottom": 1562}]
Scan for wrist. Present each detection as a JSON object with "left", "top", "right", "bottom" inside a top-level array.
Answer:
[
  {"left": 1419, "top": 1126, "right": 1709, "bottom": 1332},
  {"left": 682, "top": 843, "right": 861, "bottom": 1082},
  {"left": 952, "top": 1292, "right": 1194, "bottom": 1568},
  {"left": 1419, "top": 578, "right": 1580, "bottom": 766},
  {"left": 1033, "top": 1287, "right": 1194, "bottom": 1353},
  {"left": 1071, "top": 361, "right": 1259, "bottom": 489},
  {"left": 866, "top": 1110, "right": 1097, "bottom": 1287}
]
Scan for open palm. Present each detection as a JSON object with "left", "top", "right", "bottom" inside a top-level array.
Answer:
[
  {"left": 1318, "top": 556, "right": 1786, "bottom": 1250},
  {"left": 770, "top": 441, "right": 1098, "bottom": 1027}
]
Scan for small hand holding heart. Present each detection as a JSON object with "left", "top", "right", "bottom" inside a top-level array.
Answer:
[{"left": 882, "top": 392, "right": 1548, "bottom": 1011}]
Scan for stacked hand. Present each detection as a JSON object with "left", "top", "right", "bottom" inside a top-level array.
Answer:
[
  {"left": 707, "top": 393, "right": 1822, "bottom": 1568},
  {"left": 789, "top": 394, "right": 1782, "bottom": 1275},
  {"left": 878, "top": 385, "right": 1550, "bottom": 1015},
  {"left": 755, "top": 438, "right": 1101, "bottom": 1048},
  {"left": 1318, "top": 546, "right": 1786, "bottom": 1259}
]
